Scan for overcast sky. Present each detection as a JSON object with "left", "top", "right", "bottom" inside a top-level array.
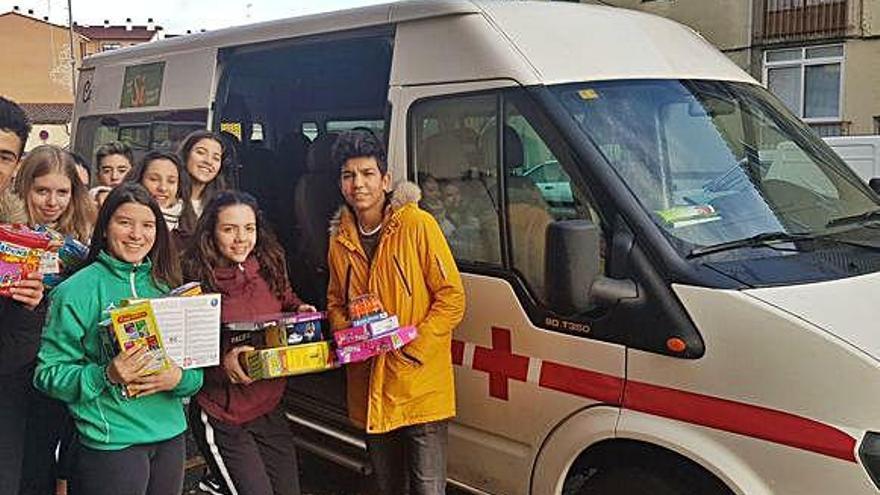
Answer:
[{"left": 1, "top": 0, "right": 396, "bottom": 33}]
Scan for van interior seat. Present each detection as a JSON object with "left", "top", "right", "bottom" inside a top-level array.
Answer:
[
  {"left": 274, "top": 132, "right": 313, "bottom": 255},
  {"left": 507, "top": 176, "right": 552, "bottom": 301},
  {"left": 292, "top": 132, "right": 342, "bottom": 305},
  {"left": 240, "top": 145, "right": 276, "bottom": 190},
  {"left": 420, "top": 127, "right": 480, "bottom": 179},
  {"left": 478, "top": 123, "right": 525, "bottom": 172}
]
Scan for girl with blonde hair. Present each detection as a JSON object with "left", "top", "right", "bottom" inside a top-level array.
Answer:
[{"left": 15, "top": 145, "right": 95, "bottom": 242}]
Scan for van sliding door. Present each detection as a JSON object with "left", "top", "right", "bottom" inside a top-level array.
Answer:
[{"left": 213, "top": 29, "right": 394, "bottom": 452}]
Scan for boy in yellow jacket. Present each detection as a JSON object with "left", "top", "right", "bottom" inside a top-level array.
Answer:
[{"left": 326, "top": 130, "right": 465, "bottom": 495}]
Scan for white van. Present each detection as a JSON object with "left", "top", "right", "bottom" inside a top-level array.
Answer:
[
  {"left": 824, "top": 135, "right": 880, "bottom": 185},
  {"left": 72, "top": 1, "right": 880, "bottom": 493}
]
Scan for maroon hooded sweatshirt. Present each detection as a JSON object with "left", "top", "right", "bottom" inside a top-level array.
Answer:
[{"left": 196, "top": 256, "right": 303, "bottom": 425}]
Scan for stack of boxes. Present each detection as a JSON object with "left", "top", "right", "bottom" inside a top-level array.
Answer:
[
  {"left": 333, "top": 294, "right": 418, "bottom": 364},
  {"left": 223, "top": 294, "right": 420, "bottom": 378},
  {"left": 226, "top": 312, "right": 337, "bottom": 380}
]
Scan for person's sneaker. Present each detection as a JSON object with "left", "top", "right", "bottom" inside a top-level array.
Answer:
[{"left": 198, "top": 474, "right": 227, "bottom": 495}]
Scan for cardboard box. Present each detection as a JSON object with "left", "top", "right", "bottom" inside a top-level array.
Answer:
[
  {"left": 0, "top": 224, "right": 52, "bottom": 296},
  {"left": 122, "top": 292, "right": 222, "bottom": 369},
  {"left": 347, "top": 293, "right": 384, "bottom": 322},
  {"left": 147, "top": 294, "right": 221, "bottom": 369},
  {"left": 109, "top": 302, "right": 169, "bottom": 374},
  {"left": 334, "top": 315, "right": 400, "bottom": 346},
  {"left": 227, "top": 312, "right": 325, "bottom": 349},
  {"left": 351, "top": 312, "right": 389, "bottom": 327},
  {"left": 336, "top": 326, "right": 418, "bottom": 364},
  {"left": 333, "top": 325, "right": 371, "bottom": 347},
  {"left": 244, "top": 341, "right": 336, "bottom": 379}
]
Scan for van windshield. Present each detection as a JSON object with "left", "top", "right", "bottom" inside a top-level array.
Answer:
[{"left": 551, "top": 80, "right": 880, "bottom": 257}]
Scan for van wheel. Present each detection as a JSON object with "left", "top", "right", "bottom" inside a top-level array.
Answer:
[
  {"left": 562, "top": 443, "right": 732, "bottom": 495},
  {"left": 569, "top": 465, "right": 695, "bottom": 495}
]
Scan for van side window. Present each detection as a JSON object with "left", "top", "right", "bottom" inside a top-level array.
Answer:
[
  {"left": 74, "top": 111, "right": 208, "bottom": 171},
  {"left": 411, "top": 94, "right": 502, "bottom": 265},
  {"left": 504, "top": 97, "right": 601, "bottom": 304},
  {"left": 411, "top": 90, "right": 603, "bottom": 310}
]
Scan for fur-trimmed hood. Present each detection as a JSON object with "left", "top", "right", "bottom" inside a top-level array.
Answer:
[
  {"left": 328, "top": 181, "right": 422, "bottom": 238},
  {"left": 0, "top": 187, "right": 26, "bottom": 224}
]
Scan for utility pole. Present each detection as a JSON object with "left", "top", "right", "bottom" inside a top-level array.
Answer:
[{"left": 67, "top": 0, "right": 76, "bottom": 99}]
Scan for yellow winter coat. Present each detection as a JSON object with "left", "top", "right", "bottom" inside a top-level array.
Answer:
[{"left": 326, "top": 182, "right": 465, "bottom": 434}]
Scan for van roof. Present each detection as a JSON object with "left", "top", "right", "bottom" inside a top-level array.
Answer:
[
  {"left": 82, "top": 0, "right": 752, "bottom": 85},
  {"left": 81, "top": 0, "right": 481, "bottom": 66}
]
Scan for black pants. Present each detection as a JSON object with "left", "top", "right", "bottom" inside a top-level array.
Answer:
[
  {"left": 189, "top": 402, "right": 301, "bottom": 495},
  {"left": 0, "top": 369, "right": 71, "bottom": 495},
  {"left": 0, "top": 371, "right": 31, "bottom": 494},
  {"left": 20, "top": 389, "right": 72, "bottom": 495},
  {"left": 366, "top": 420, "right": 449, "bottom": 495},
  {"left": 70, "top": 433, "right": 185, "bottom": 495}
]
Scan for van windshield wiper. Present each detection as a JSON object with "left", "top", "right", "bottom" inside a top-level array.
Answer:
[
  {"left": 687, "top": 231, "right": 814, "bottom": 259},
  {"left": 825, "top": 209, "right": 880, "bottom": 229}
]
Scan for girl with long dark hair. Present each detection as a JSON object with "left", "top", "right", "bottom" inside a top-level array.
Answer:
[
  {"left": 34, "top": 183, "right": 203, "bottom": 495},
  {"left": 178, "top": 130, "right": 226, "bottom": 218},
  {"left": 183, "top": 190, "right": 313, "bottom": 495},
  {"left": 124, "top": 150, "right": 198, "bottom": 234}
]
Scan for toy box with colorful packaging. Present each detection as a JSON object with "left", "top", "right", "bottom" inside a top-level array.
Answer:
[
  {"left": 33, "top": 225, "right": 88, "bottom": 288},
  {"left": 108, "top": 302, "right": 170, "bottom": 375},
  {"left": 0, "top": 224, "right": 53, "bottom": 296},
  {"left": 332, "top": 294, "right": 419, "bottom": 364},
  {"left": 226, "top": 311, "right": 325, "bottom": 348},
  {"left": 244, "top": 341, "right": 336, "bottom": 380},
  {"left": 225, "top": 311, "right": 337, "bottom": 380},
  {"left": 99, "top": 283, "right": 222, "bottom": 396}
]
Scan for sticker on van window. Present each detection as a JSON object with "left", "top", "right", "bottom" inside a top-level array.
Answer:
[
  {"left": 220, "top": 122, "right": 242, "bottom": 141},
  {"left": 656, "top": 205, "right": 720, "bottom": 228},
  {"left": 578, "top": 89, "right": 599, "bottom": 100},
  {"left": 120, "top": 62, "right": 165, "bottom": 108}
]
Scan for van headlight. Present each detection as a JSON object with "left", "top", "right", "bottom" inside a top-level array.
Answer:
[{"left": 860, "top": 432, "right": 880, "bottom": 489}]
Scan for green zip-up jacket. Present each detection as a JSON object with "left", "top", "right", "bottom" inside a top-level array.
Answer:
[{"left": 34, "top": 251, "right": 203, "bottom": 450}]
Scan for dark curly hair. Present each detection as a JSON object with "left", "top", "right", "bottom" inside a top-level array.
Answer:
[
  {"left": 331, "top": 129, "right": 387, "bottom": 175},
  {"left": 182, "top": 190, "right": 291, "bottom": 301},
  {"left": 0, "top": 96, "right": 31, "bottom": 157}
]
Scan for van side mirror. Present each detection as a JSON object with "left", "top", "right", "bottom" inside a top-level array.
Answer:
[
  {"left": 545, "top": 220, "right": 601, "bottom": 314},
  {"left": 589, "top": 276, "right": 638, "bottom": 306},
  {"left": 869, "top": 178, "right": 880, "bottom": 196}
]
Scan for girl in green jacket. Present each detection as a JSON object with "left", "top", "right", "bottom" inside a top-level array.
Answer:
[{"left": 34, "top": 183, "right": 203, "bottom": 495}]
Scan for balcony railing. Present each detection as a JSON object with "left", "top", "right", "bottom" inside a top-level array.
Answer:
[{"left": 757, "top": 0, "right": 861, "bottom": 44}]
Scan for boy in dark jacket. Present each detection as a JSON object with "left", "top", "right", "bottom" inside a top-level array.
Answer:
[{"left": 0, "top": 95, "right": 49, "bottom": 494}]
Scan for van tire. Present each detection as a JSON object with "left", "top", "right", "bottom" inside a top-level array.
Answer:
[
  {"left": 571, "top": 465, "right": 696, "bottom": 495},
  {"left": 562, "top": 441, "right": 733, "bottom": 495}
]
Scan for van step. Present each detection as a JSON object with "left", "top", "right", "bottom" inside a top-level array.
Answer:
[
  {"left": 284, "top": 410, "right": 370, "bottom": 475},
  {"left": 292, "top": 435, "right": 372, "bottom": 475}
]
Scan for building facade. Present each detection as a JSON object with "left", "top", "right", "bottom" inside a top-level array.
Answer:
[
  {"left": 74, "top": 20, "right": 161, "bottom": 57},
  {"left": 0, "top": 11, "right": 88, "bottom": 148},
  {"left": 0, "top": 11, "right": 163, "bottom": 150},
  {"left": 578, "top": 0, "right": 880, "bottom": 137}
]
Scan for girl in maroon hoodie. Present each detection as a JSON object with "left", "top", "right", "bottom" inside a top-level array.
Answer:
[{"left": 183, "top": 190, "right": 315, "bottom": 495}]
